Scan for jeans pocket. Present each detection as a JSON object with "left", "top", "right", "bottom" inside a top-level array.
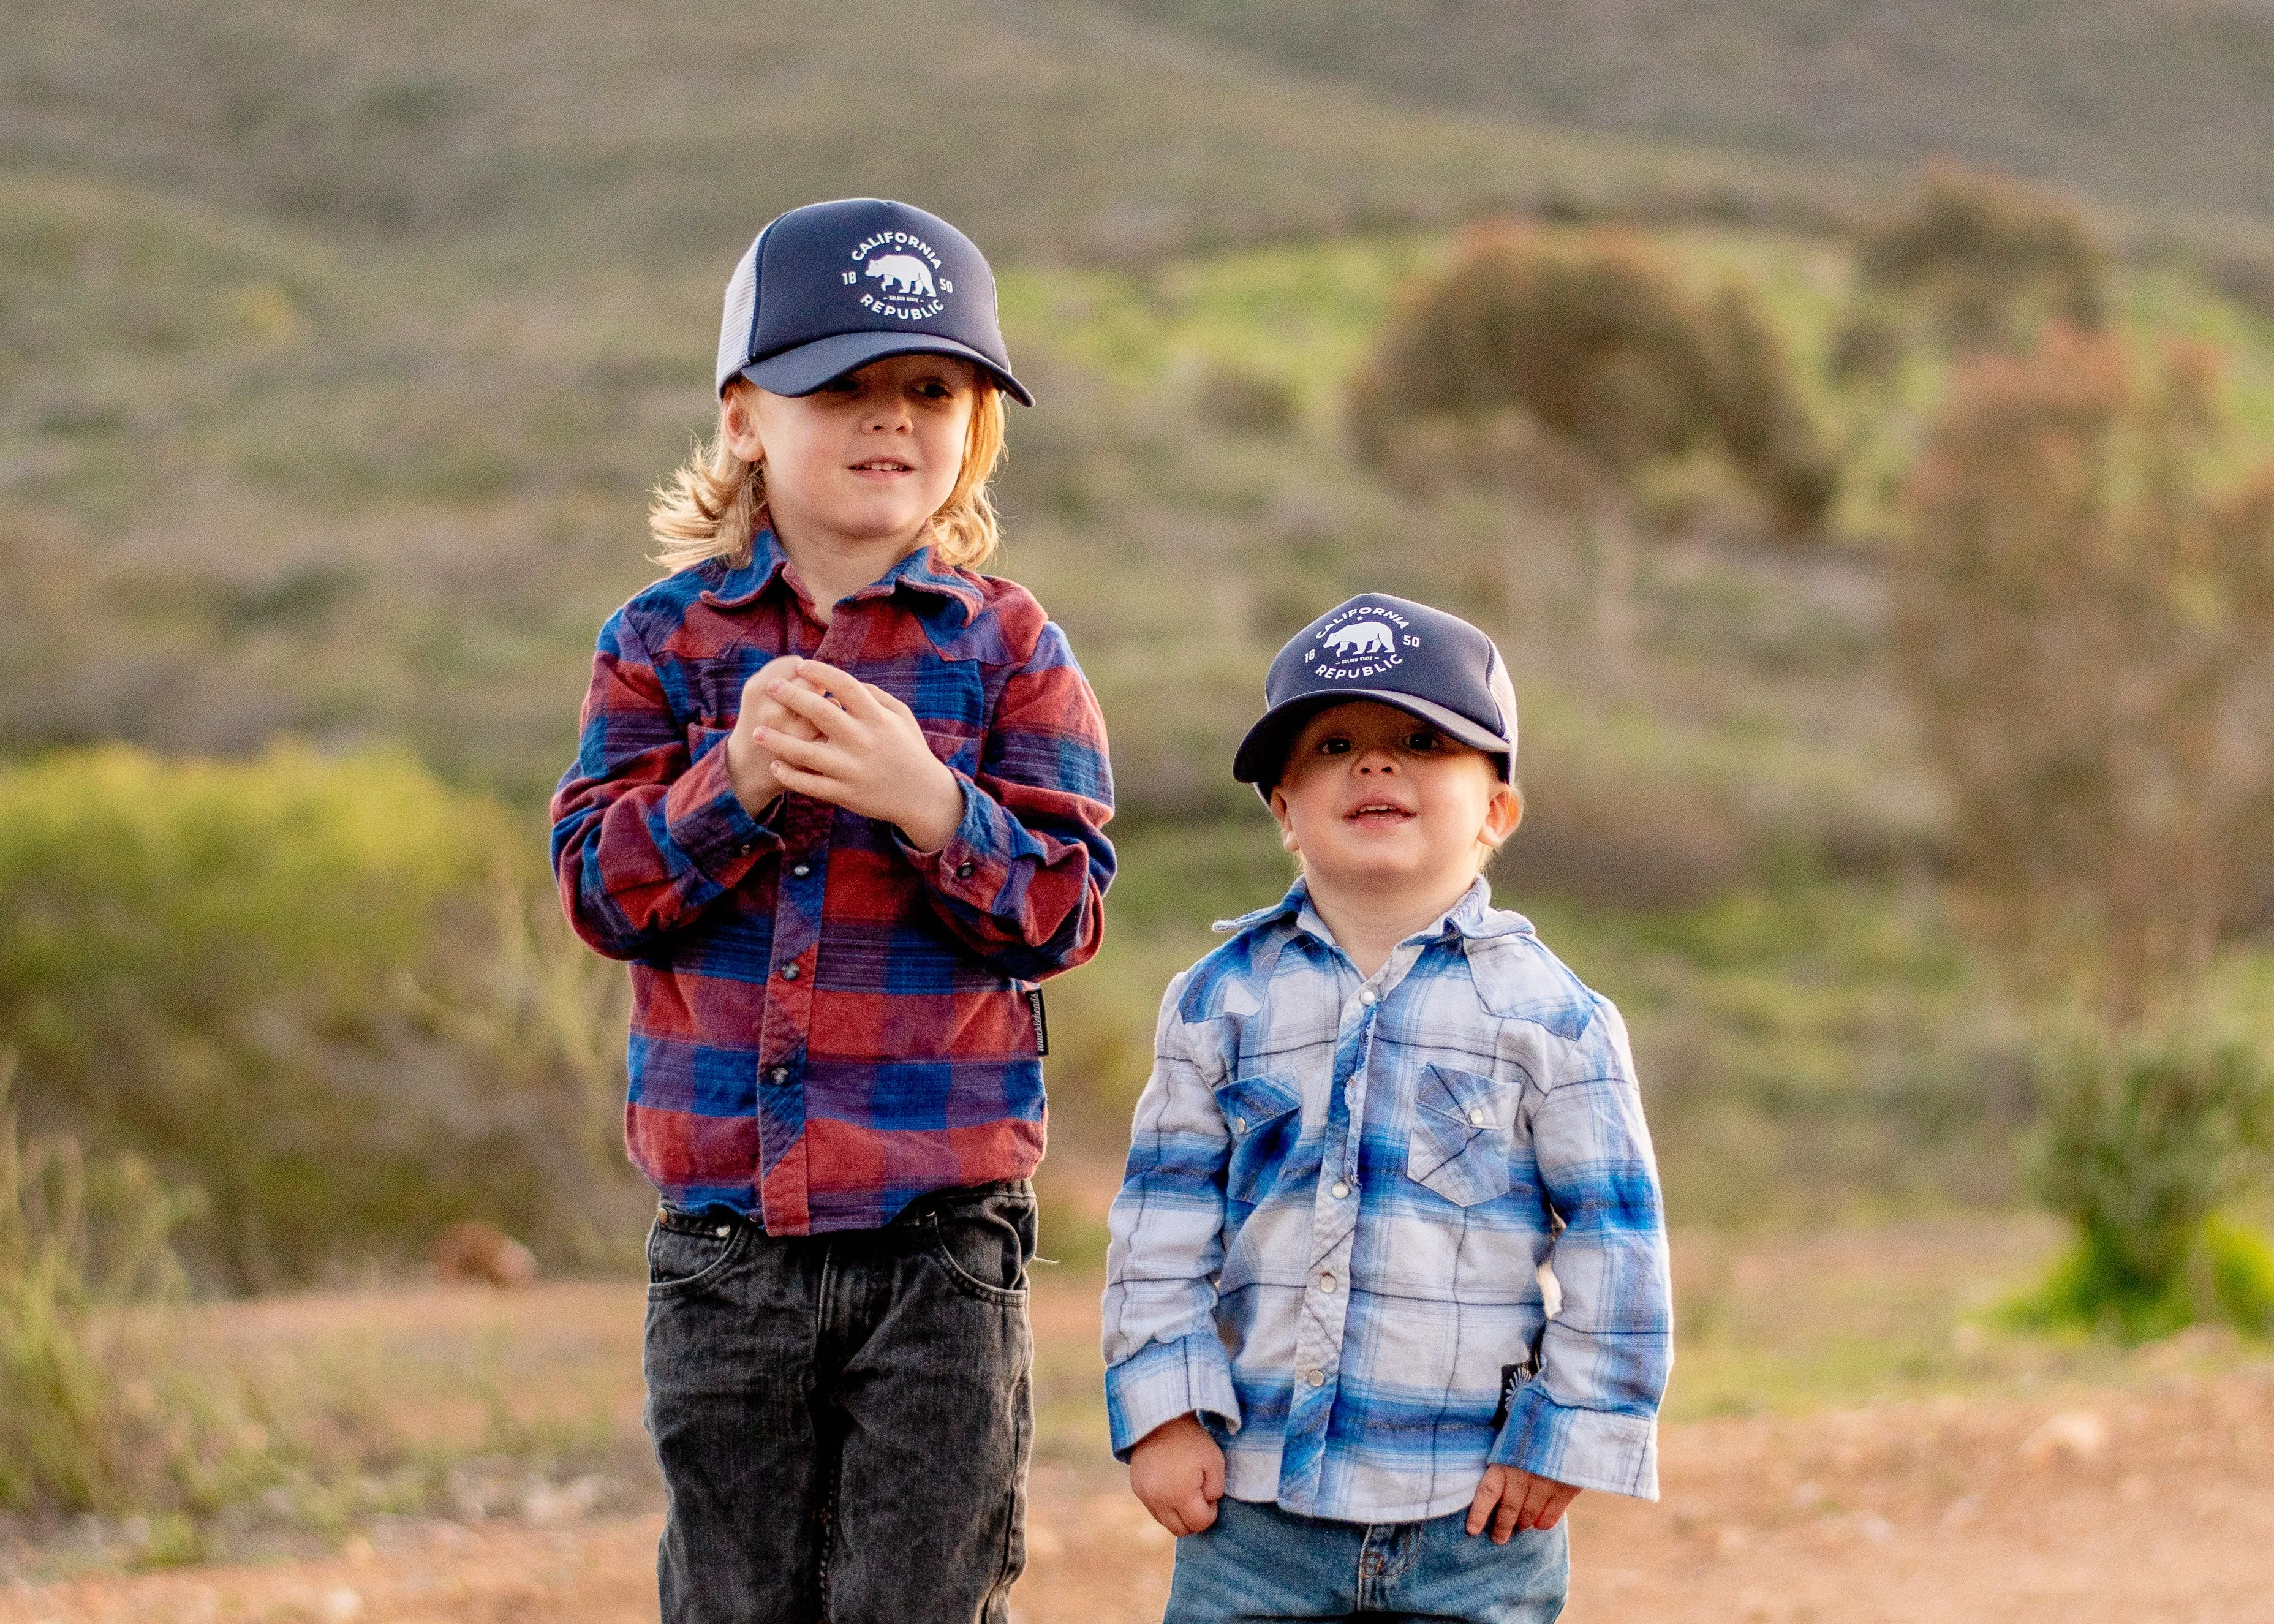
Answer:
[
  {"left": 925, "top": 1192, "right": 1036, "bottom": 1304},
  {"left": 1215, "top": 1071, "right": 1304, "bottom": 1207},
  {"left": 1407, "top": 1064, "right": 1516, "bottom": 1208},
  {"left": 645, "top": 1214, "right": 746, "bottom": 1298}
]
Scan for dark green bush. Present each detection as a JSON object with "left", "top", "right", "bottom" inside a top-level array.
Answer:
[
  {"left": 1350, "top": 224, "right": 1836, "bottom": 533},
  {"left": 1857, "top": 161, "right": 2107, "bottom": 356},
  {"left": 2009, "top": 1032, "right": 2274, "bottom": 1339}
]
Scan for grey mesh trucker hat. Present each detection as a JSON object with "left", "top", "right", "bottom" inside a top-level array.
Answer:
[
  {"left": 1232, "top": 594, "right": 1519, "bottom": 793},
  {"left": 714, "top": 198, "right": 1032, "bottom": 404}
]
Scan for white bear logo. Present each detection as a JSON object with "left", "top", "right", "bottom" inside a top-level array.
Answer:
[
  {"left": 864, "top": 254, "right": 937, "bottom": 298},
  {"left": 1323, "top": 621, "right": 1396, "bottom": 659}
]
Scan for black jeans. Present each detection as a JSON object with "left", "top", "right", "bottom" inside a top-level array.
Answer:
[{"left": 644, "top": 1180, "right": 1037, "bottom": 1624}]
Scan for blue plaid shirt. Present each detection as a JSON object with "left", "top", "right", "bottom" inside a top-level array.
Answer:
[{"left": 1101, "top": 878, "right": 1672, "bottom": 1524}]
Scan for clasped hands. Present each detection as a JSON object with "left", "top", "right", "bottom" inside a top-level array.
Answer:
[
  {"left": 1128, "top": 1413, "right": 1580, "bottom": 1542},
  {"left": 724, "top": 655, "right": 965, "bottom": 853}
]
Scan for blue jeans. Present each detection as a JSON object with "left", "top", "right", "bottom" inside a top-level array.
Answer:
[
  {"left": 643, "top": 1182, "right": 1037, "bottom": 1624},
  {"left": 1165, "top": 1495, "right": 1568, "bottom": 1623}
]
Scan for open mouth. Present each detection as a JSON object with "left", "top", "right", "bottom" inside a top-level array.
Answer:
[
  {"left": 1345, "top": 801, "right": 1415, "bottom": 826},
  {"left": 849, "top": 458, "right": 914, "bottom": 475}
]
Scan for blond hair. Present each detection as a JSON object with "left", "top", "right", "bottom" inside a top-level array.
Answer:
[{"left": 648, "top": 380, "right": 1007, "bottom": 574}]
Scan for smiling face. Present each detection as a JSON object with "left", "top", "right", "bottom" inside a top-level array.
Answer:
[
  {"left": 722, "top": 352, "right": 981, "bottom": 556},
  {"left": 1267, "top": 700, "right": 1520, "bottom": 908}
]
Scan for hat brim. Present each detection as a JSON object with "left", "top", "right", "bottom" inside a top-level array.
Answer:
[
  {"left": 737, "top": 331, "right": 1033, "bottom": 406},
  {"left": 1232, "top": 691, "right": 1514, "bottom": 791}
]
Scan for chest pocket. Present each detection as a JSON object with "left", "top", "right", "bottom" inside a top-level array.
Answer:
[
  {"left": 1407, "top": 1064, "right": 1515, "bottom": 1208},
  {"left": 1214, "top": 1071, "right": 1304, "bottom": 1208}
]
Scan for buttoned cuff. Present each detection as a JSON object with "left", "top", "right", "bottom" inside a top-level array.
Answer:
[
  {"left": 1489, "top": 1384, "right": 1660, "bottom": 1500},
  {"left": 1104, "top": 1332, "right": 1242, "bottom": 1461},
  {"left": 663, "top": 732, "right": 780, "bottom": 885},
  {"left": 894, "top": 772, "right": 999, "bottom": 903}
]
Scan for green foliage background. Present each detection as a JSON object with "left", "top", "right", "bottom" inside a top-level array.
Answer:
[{"left": 2, "top": 0, "right": 2274, "bottom": 1294}]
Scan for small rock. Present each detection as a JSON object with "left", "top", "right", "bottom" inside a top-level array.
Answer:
[
  {"left": 1940, "top": 1494, "right": 1981, "bottom": 1530},
  {"left": 1792, "top": 1482, "right": 1823, "bottom": 1510},
  {"left": 1715, "top": 1524, "right": 1749, "bottom": 1555},
  {"left": 433, "top": 1220, "right": 537, "bottom": 1288},
  {"left": 2020, "top": 1409, "right": 2107, "bottom": 1467},
  {"left": 319, "top": 1587, "right": 366, "bottom": 1623},
  {"left": 1854, "top": 1510, "right": 1894, "bottom": 1543},
  {"left": 522, "top": 1474, "right": 605, "bottom": 1526}
]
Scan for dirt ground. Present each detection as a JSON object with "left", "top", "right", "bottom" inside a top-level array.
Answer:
[{"left": 6, "top": 1240, "right": 2272, "bottom": 1624}]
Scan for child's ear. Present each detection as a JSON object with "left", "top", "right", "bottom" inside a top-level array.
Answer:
[
  {"left": 720, "top": 382, "right": 767, "bottom": 465},
  {"left": 1481, "top": 781, "right": 1522, "bottom": 849},
  {"left": 1267, "top": 786, "right": 1301, "bottom": 856}
]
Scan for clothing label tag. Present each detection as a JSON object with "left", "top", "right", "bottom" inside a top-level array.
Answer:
[
  {"left": 1026, "top": 988, "right": 1048, "bottom": 1056},
  {"left": 1491, "top": 1353, "right": 1539, "bottom": 1430}
]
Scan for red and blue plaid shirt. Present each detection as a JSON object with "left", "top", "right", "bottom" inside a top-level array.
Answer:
[{"left": 550, "top": 531, "right": 1114, "bottom": 1234}]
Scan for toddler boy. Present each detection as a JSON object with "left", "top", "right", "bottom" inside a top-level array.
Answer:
[{"left": 1101, "top": 594, "right": 1672, "bottom": 1623}]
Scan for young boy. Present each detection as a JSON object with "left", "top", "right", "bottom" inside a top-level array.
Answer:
[
  {"left": 552, "top": 199, "right": 1114, "bottom": 1624},
  {"left": 1102, "top": 594, "right": 1671, "bottom": 1623}
]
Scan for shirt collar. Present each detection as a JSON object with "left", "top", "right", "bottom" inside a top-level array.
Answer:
[
  {"left": 697, "top": 527, "right": 985, "bottom": 629},
  {"left": 1211, "top": 875, "right": 1530, "bottom": 947}
]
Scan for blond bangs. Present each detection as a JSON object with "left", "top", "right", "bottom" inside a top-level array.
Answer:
[{"left": 649, "top": 382, "right": 1007, "bottom": 575}]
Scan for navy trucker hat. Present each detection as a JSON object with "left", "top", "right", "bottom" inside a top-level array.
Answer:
[
  {"left": 714, "top": 198, "right": 1032, "bottom": 405},
  {"left": 1232, "top": 594, "right": 1519, "bottom": 792}
]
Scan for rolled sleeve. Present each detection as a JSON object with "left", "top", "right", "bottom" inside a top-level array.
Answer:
[
  {"left": 1490, "top": 1383, "right": 1661, "bottom": 1498},
  {"left": 1105, "top": 1329, "right": 1243, "bottom": 1459}
]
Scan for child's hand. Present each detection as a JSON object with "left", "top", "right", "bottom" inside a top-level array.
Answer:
[
  {"left": 749, "top": 659, "right": 965, "bottom": 851},
  {"left": 725, "top": 655, "right": 823, "bottom": 816},
  {"left": 1465, "top": 1465, "right": 1581, "bottom": 1543},
  {"left": 1128, "top": 1414, "right": 1225, "bottom": 1536}
]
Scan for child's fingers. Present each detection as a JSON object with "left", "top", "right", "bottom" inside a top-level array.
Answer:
[
  {"left": 1515, "top": 1473, "right": 1563, "bottom": 1533},
  {"left": 1464, "top": 1471, "right": 1503, "bottom": 1537},
  {"left": 1492, "top": 1492, "right": 1524, "bottom": 1544},
  {"left": 765, "top": 760, "right": 845, "bottom": 805},
  {"left": 766, "top": 678, "right": 859, "bottom": 736},
  {"left": 1533, "top": 1482, "right": 1581, "bottom": 1531},
  {"left": 754, "top": 728, "right": 845, "bottom": 776},
  {"left": 1177, "top": 1485, "right": 1218, "bottom": 1533},
  {"left": 786, "top": 660, "right": 882, "bottom": 717}
]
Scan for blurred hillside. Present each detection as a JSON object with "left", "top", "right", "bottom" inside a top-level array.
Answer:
[
  {"left": 7, "top": 0, "right": 2274, "bottom": 1275},
  {"left": 1103, "top": 0, "right": 2274, "bottom": 229}
]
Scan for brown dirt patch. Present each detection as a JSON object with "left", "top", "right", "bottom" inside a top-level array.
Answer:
[{"left": 6, "top": 1236, "right": 2272, "bottom": 1623}]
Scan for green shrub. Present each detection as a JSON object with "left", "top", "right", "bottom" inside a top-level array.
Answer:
[
  {"left": 2008, "top": 1031, "right": 2274, "bottom": 1339},
  {"left": 0, "top": 1050, "right": 205, "bottom": 1511},
  {"left": 1348, "top": 224, "right": 1837, "bottom": 534},
  {"left": 1858, "top": 161, "right": 2107, "bottom": 355},
  {"left": 0, "top": 746, "right": 640, "bottom": 1291}
]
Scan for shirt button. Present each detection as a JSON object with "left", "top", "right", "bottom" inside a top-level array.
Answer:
[
  {"left": 1468, "top": 1108, "right": 1487, "bottom": 1126},
  {"left": 714, "top": 1224, "right": 731, "bottom": 1237},
  {"left": 768, "top": 1067, "right": 790, "bottom": 1085},
  {"left": 1305, "top": 1370, "right": 1325, "bottom": 1388},
  {"left": 1232, "top": 1116, "right": 1247, "bottom": 1133},
  {"left": 790, "top": 862, "right": 812, "bottom": 878},
  {"left": 780, "top": 963, "right": 799, "bottom": 980},
  {"left": 1331, "top": 1181, "right": 1350, "bottom": 1199},
  {"left": 954, "top": 860, "right": 976, "bottom": 880},
  {"left": 1318, "top": 1273, "right": 1337, "bottom": 1294},
  {"left": 1356, "top": 988, "right": 1377, "bottom": 1006}
]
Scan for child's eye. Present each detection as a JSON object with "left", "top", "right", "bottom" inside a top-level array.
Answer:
[
  {"left": 818, "top": 376, "right": 863, "bottom": 396},
  {"left": 1404, "top": 730, "right": 1443, "bottom": 752},
  {"left": 1317, "top": 738, "right": 1352, "bottom": 755}
]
